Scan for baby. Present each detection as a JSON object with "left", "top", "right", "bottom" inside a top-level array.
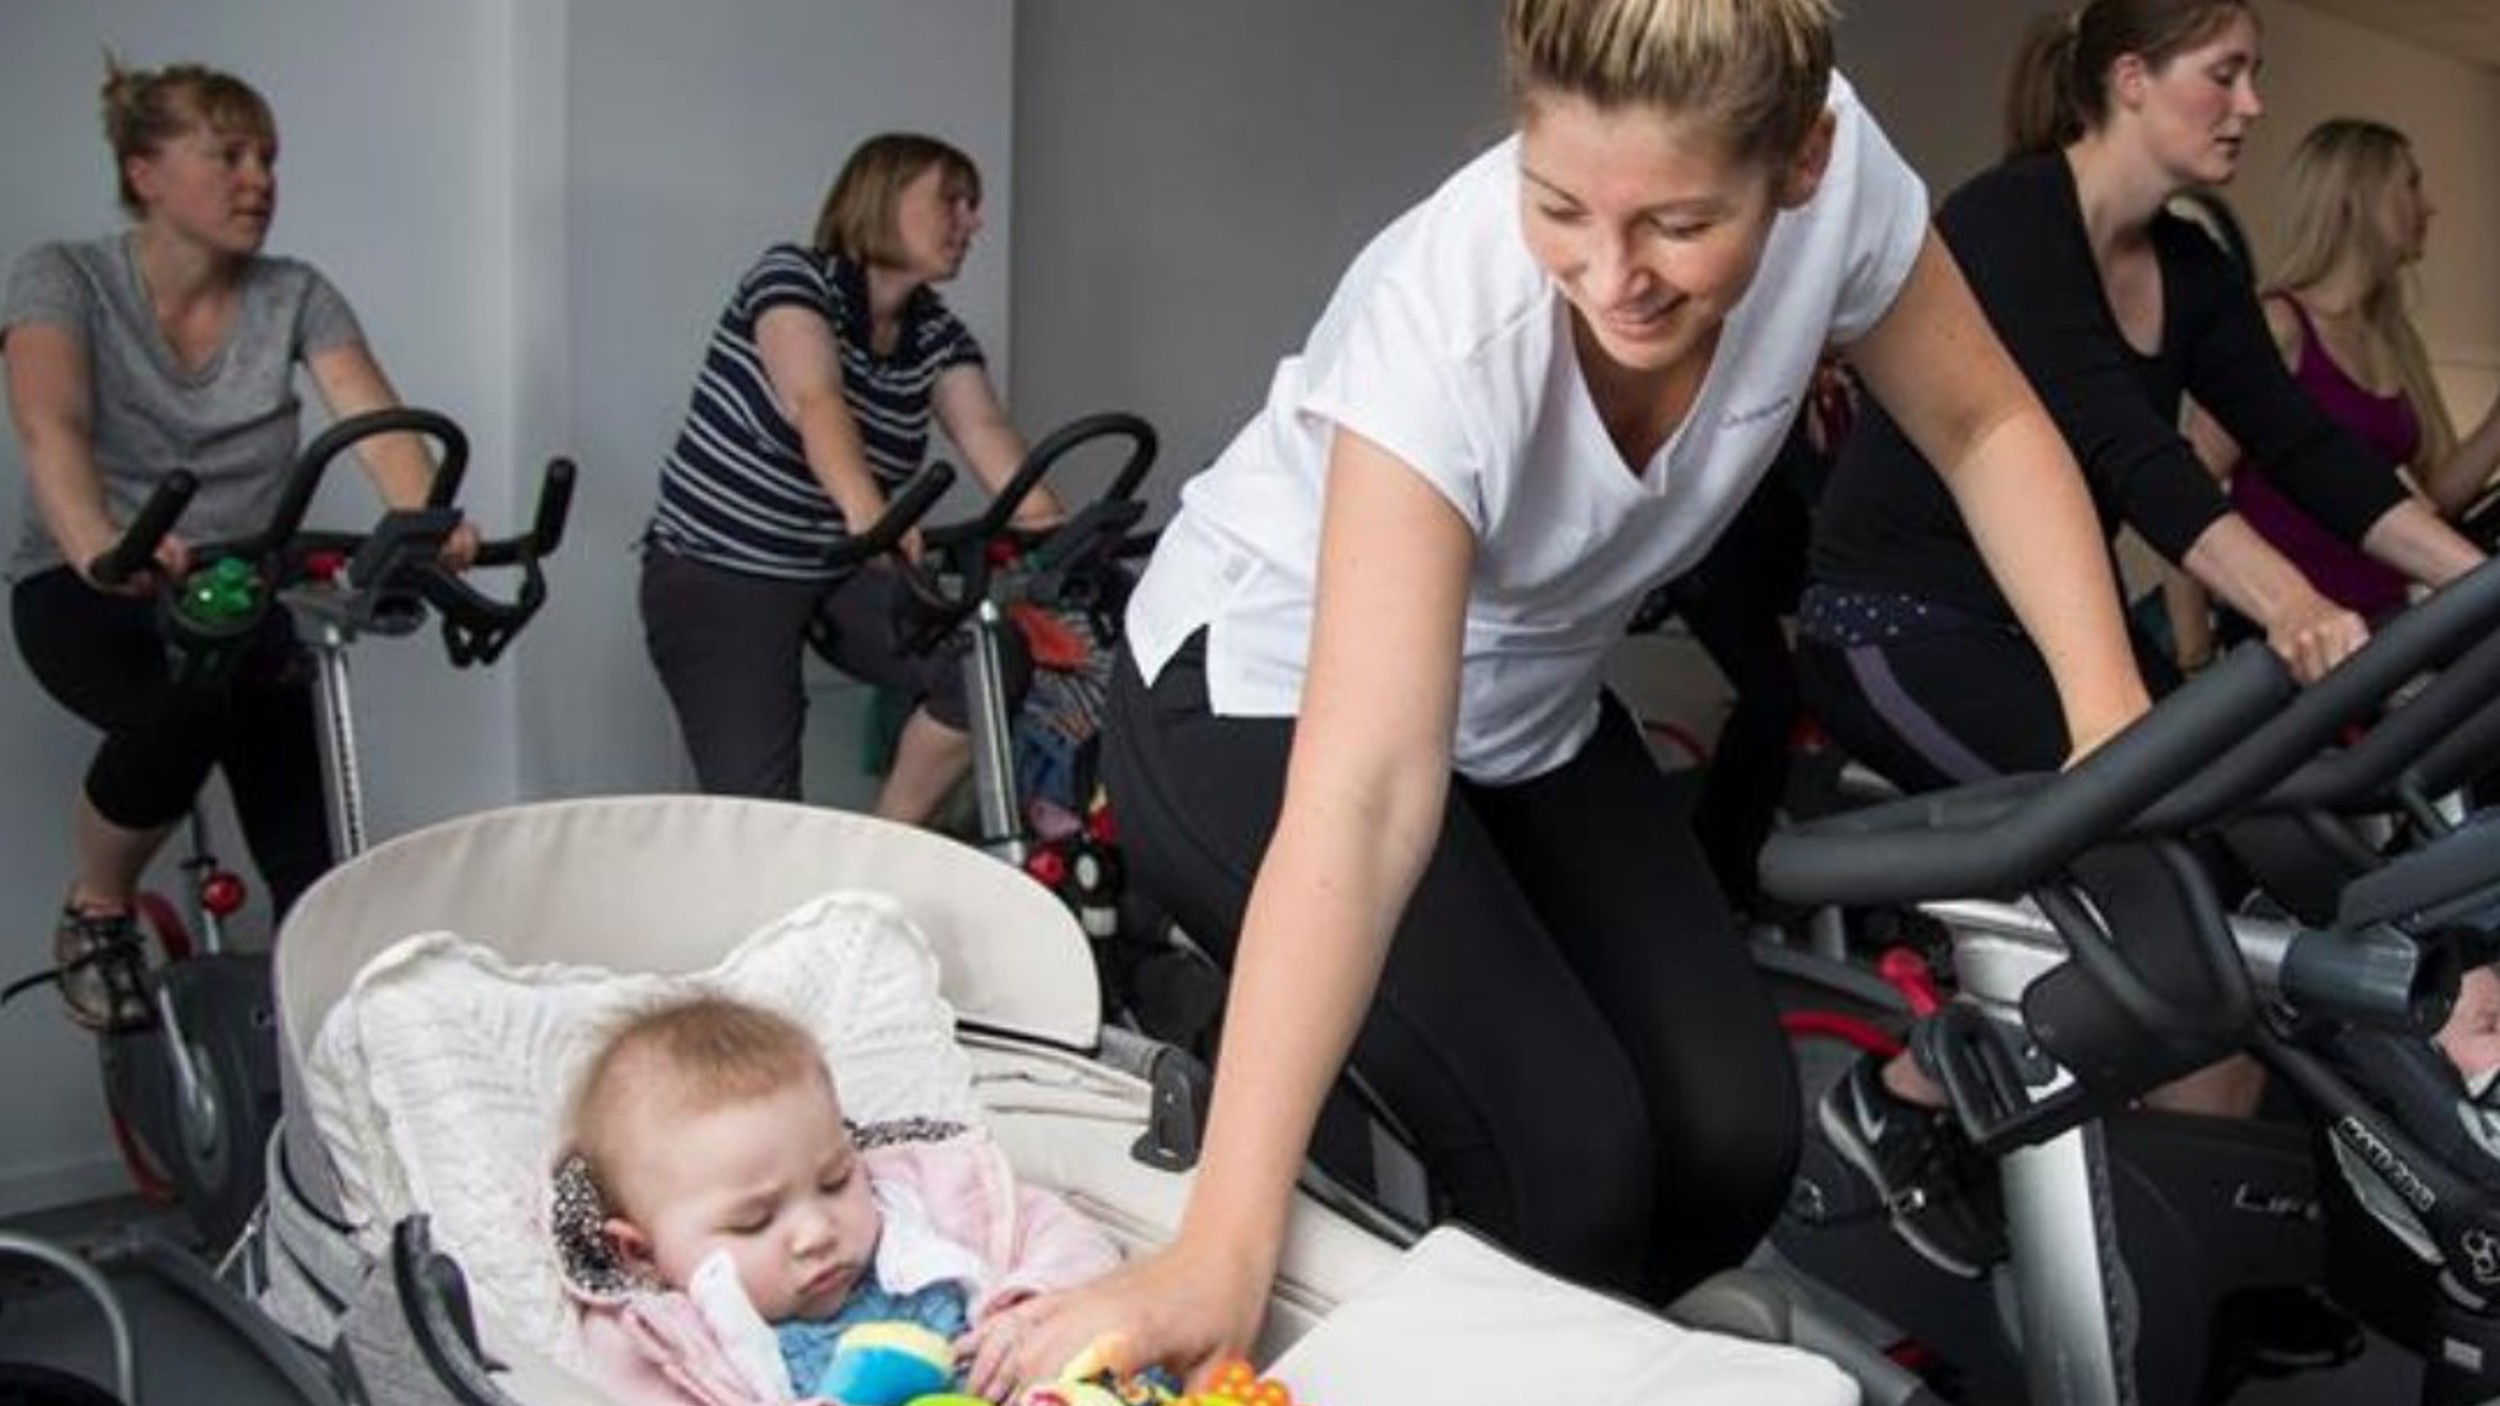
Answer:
[{"left": 556, "top": 994, "right": 1121, "bottom": 1404}]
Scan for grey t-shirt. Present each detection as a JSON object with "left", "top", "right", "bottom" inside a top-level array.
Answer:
[{"left": 3, "top": 234, "right": 364, "bottom": 579}]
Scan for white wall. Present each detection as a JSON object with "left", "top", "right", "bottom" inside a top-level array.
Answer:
[
  {"left": 0, "top": 0, "right": 1013, "bottom": 1213},
  {"left": 1009, "top": 0, "right": 1507, "bottom": 501}
]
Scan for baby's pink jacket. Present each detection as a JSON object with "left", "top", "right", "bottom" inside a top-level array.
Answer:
[{"left": 566, "top": 1128, "right": 1121, "bottom": 1406}]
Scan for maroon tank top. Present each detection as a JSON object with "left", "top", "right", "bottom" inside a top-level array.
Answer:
[{"left": 2229, "top": 296, "right": 2420, "bottom": 619}]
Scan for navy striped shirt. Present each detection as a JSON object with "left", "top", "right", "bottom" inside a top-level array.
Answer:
[{"left": 648, "top": 244, "right": 984, "bottom": 579}]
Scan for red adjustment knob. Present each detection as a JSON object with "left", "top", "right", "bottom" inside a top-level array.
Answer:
[
  {"left": 1876, "top": 946, "right": 1946, "bottom": 1017},
  {"left": 200, "top": 870, "right": 250, "bottom": 919},
  {"left": 303, "top": 550, "right": 348, "bottom": 583},
  {"left": 1084, "top": 805, "right": 1119, "bottom": 845},
  {"left": 1025, "top": 847, "right": 1069, "bottom": 890},
  {"left": 985, "top": 537, "right": 1021, "bottom": 567}
]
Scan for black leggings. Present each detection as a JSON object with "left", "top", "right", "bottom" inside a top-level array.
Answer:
[
  {"left": 1796, "top": 626, "right": 2066, "bottom": 793},
  {"left": 639, "top": 545, "right": 1029, "bottom": 800},
  {"left": 1102, "top": 635, "right": 1799, "bottom": 1302},
  {"left": 1648, "top": 463, "right": 1811, "bottom": 911},
  {"left": 1796, "top": 614, "right": 2185, "bottom": 794},
  {"left": 11, "top": 566, "right": 332, "bottom": 918}
]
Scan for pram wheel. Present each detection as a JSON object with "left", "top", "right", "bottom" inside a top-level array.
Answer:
[{"left": 99, "top": 953, "right": 282, "bottom": 1252}]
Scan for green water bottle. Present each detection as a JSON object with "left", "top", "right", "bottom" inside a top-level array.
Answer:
[{"left": 179, "top": 556, "right": 264, "bottom": 628}]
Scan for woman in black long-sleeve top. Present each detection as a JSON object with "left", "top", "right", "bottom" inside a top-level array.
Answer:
[{"left": 1797, "top": 0, "right": 2486, "bottom": 1282}]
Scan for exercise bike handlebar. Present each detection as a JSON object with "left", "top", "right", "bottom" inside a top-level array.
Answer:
[
  {"left": 1764, "top": 551, "right": 2500, "bottom": 908},
  {"left": 921, "top": 411, "right": 1158, "bottom": 555},
  {"left": 127, "top": 406, "right": 581, "bottom": 670},
  {"left": 397, "top": 455, "right": 579, "bottom": 666},
  {"left": 2256, "top": 621, "right": 2500, "bottom": 816},
  {"left": 213, "top": 407, "right": 471, "bottom": 564},
  {"left": 1760, "top": 643, "right": 2293, "bottom": 907},
  {"left": 2414, "top": 672, "right": 2500, "bottom": 799},
  {"left": 825, "top": 458, "right": 957, "bottom": 571},
  {"left": 88, "top": 470, "right": 201, "bottom": 588},
  {"left": 2133, "top": 550, "right": 2500, "bottom": 829},
  {"left": 94, "top": 411, "right": 466, "bottom": 589},
  {"left": 895, "top": 412, "right": 1158, "bottom": 652},
  {"left": 479, "top": 454, "right": 578, "bottom": 568}
]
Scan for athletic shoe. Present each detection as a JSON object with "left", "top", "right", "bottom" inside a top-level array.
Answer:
[
  {"left": 1816, "top": 1054, "right": 2006, "bottom": 1278},
  {"left": 49, "top": 906, "right": 154, "bottom": 1032}
]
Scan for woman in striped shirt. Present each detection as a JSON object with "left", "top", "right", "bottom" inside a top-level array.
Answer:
[{"left": 640, "top": 133, "right": 1057, "bottom": 820}]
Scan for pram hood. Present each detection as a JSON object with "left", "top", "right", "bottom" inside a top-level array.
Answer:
[
  {"left": 264, "top": 797, "right": 1125, "bottom": 1403},
  {"left": 275, "top": 795, "right": 1098, "bottom": 1072}
]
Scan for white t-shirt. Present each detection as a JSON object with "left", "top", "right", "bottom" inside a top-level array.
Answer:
[{"left": 1126, "top": 74, "right": 1928, "bottom": 784}]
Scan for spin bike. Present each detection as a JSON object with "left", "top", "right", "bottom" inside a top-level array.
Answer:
[
  {"left": 874, "top": 412, "right": 1242, "bottom": 1071},
  {"left": 19, "top": 407, "right": 573, "bottom": 1257},
  {"left": 850, "top": 411, "right": 1158, "bottom": 865},
  {"left": 1761, "top": 551, "right": 2500, "bottom": 1404},
  {"left": 809, "top": 412, "right": 1237, "bottom": 1146}
]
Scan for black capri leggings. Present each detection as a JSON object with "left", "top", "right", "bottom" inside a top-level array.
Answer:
[
  {"left": 11, "top": 565, "right": 333, "bottom": 918},
  {"left": 1101, "top": 633, "right": 1800, "bottom": 1302},
  {"left": 639, "top": 545, "right": 1030, "bottom": 800}
]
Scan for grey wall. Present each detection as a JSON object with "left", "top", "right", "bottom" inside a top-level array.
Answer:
[
  {"left": 0, "top": 0, "right": 1013, "bottom": 1213},
  {"left": 524, "top": 0, "right": 1016, "bottom": 803},
  {"left": 1009, "top": 2, "right": 1507, "bottom": 502},
  {"left": 0, "top": 0, "right": 522, "bottom": 1210}
]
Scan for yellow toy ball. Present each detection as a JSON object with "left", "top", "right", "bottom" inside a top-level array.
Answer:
[{"left": 818, "top": 1322, "right": 956, "bottom": 1405}]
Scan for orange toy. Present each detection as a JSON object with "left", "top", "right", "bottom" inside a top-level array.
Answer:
[{"left": 1178, "top": 1359, "right": 1301, "bottom": 1406}]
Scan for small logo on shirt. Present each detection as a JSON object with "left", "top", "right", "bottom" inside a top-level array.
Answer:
[{"left": 1721, "top": 395, "right": 1798, "bottom": 429}]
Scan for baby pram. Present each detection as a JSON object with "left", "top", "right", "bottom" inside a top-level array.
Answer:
[{"left": 251, "top": 794, "right": 1923, "bottom": 1404}]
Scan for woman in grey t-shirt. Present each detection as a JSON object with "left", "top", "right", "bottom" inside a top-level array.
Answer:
[{"left": 2, "top": 59, "right": 466, "bottom": 1027}]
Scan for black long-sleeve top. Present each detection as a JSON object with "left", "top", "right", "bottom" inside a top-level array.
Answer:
[{"left": 1810, "top": 153, "right": 2406, "bottom": 623}]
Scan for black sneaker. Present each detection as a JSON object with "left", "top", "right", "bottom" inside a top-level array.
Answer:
[{"left": 1816, "top": 1054, "right": 2005, "bottom": 1278}]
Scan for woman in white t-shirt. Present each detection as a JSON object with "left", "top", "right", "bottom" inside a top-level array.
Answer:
[{"left": 986, "top": 0, "right": 2157, "bottom": 1381}]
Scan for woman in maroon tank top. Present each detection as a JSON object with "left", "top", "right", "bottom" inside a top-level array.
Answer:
[{"left": 2176, "top": 118, "right": 2500, "bottom": 662}]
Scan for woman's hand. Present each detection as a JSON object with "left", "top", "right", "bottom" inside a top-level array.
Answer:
[
  {"left": 2262, "top": 589, "right": 2368, "bottom": 684},
  {"left": 2183, "top": 515, "right": 2372, "bottom": 685},
  {"left": 2435, "top": 964, "right": 2500, "bottom": 1089},
  {"left": 78, "top": 527, "right": 191, "bottom": 598},
  {"left": 954, "top": 1306, "right": 1032, "bottom": 1403},
  {"left": 440, "top": 520, "right": 481, "bottom": 572},
  {"left": 976, "top": 1238, "right": 1269, "bottom": 1392}
]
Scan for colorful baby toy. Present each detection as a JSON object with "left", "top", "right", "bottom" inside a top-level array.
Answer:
[
  {"left": 1007, "top": 1354, "right": 1300, "bottom": 1406},
  {"left": 832, "top": 1327, "right": 1309, "bottom": 1406},
  {"left": 817, "top": 1321, "right": 958, "bottom": 1405}
]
